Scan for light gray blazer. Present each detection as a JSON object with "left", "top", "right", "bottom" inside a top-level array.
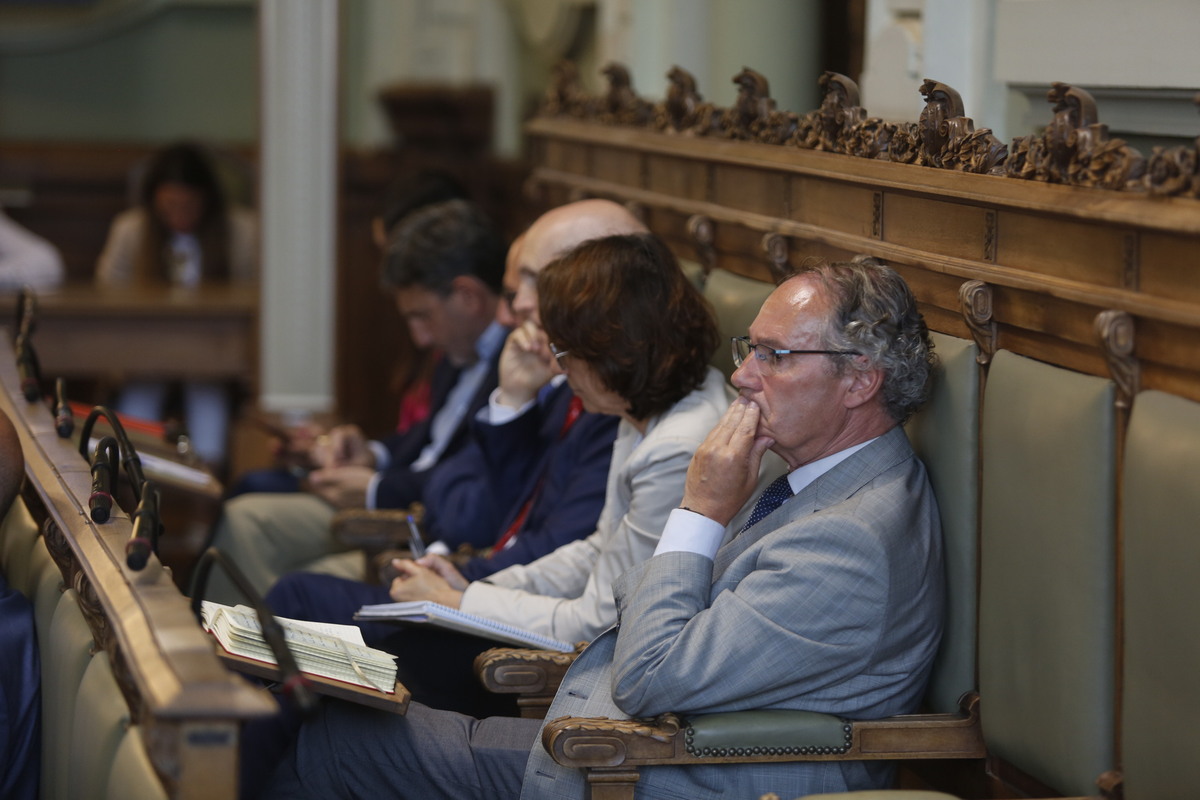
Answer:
[
  {"left": 520, "top": 425, "right": 945, "bottom": 800},
  {"left": 460, "top": 367, "right": 734, "bottom": 643}
]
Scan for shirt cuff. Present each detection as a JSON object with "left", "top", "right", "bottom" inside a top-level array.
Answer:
[
  {"left": 653, "top": 507, "right": 726, "bottom": 561},
  {"left": 481, "top": 387, "right": 536, "bottom": 426},
  {"left": 368, "top": 440, "right": 390, "bottom": 470},
  {"left": 426, "top": 540, "right": 451, "bottom": 557}
]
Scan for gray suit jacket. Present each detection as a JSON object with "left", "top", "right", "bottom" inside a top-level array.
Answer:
[{"left": 519, "top": 426, "right": 945, "bottom": 800}]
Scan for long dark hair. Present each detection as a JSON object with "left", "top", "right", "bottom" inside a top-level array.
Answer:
[
  {"left": 538, "top": 233, "right": 718, "bottom": 421},
  {"left": 134, "top": 142, "right": 232, "bottom": 283}
]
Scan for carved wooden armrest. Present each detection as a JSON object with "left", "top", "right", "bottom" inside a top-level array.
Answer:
[
  {"left": 540, "top": 694, "right": 985, "bottom": 799},
  {"left": 330, "top": 507, "right": 418, "bottom": 551},
  {"left": 475, "top": 645, "right": 585, "bottom": 719}
]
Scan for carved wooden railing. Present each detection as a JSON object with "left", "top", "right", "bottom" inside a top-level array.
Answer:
[
  {"left": 541, "top": 60, "right": 1199, "bottom": 196},
  {"left": 0, "top": 334, "right": 274, "bottom": 799}
]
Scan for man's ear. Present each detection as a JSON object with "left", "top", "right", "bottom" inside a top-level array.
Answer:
[{"left": 842, "top": 359, "right": 884, "bottom": 410}]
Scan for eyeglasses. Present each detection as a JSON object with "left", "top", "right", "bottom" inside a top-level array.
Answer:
[
  {"left": 549, "top": 343, "right": 570, "bottom": 364},
  {"left": 731, "top": 336, "right": 858, "bottom": 370}
]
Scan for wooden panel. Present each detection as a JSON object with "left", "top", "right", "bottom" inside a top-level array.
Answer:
[
  {"left": 995, "top": 210, "right": 1128, "bottom": 287},
  {"left": 646, "top": 154, "right": 710, "bottom": 202},
  {"left": 590, "top": 147, "right": 643, "bottom": 188},
  {"left": 885, "top": 194, "right": 995, "bottom": 263},
  {"left": 993, "top": 284, "right": 1105, "bottom": 350},
  {"left": 541, "top": 138, "right": 590, "bottom": 174},
  {"left": 790, "top": 176, "right": 877, "bottom": 239},
  {"left": 1139, "top": 231, "right": 1200, "bottom": 303},
  {"left": 711, "top": 164, "right": 786, "bottom": 217}
]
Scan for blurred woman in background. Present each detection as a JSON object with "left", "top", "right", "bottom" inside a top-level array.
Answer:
[{"left": 96, "top": 141, "right": 258, "bottom": 469}]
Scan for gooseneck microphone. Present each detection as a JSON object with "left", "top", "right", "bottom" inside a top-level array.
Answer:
[
  {"left": 78, "top": 406, "right": 146, "bottom": 503},
  {"left": 190, "top": 547, "right": 318, "bottom": 718},
  {"left": 88, "top": 436, "right": 119, "bottom": 524},
  {"left": 54, "top": 378, "right": 74, "bottom": 438},
  {"left": 124, "top": 481, "right": 160, "bottom": 571}
]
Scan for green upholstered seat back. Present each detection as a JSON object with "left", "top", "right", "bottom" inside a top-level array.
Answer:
[
  {"left": 68, "top": 651, "right": 132, "bottom": 800},
  {"left": 1121, "top": 390, "right": 1200, "bottom": 800},
  {"left": 44, "top": 589, "right": 97, "bottom": 800},
  {"left": 905, "top": 332, "right": 980, "bottom": 714},
  {"left": 106, "top": 726, "right": 169, "bottom": 800},
  {"left": 978, "top": 350, "right": 1116, "bottom": 796}
]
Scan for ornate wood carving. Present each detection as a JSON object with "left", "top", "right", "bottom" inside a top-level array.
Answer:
[
  {"left": 1095, "top": 310, "right": 1139, "bottom": 409},
  {"left": 687, "top": 214, "right": 717, "bottom": 276},
  {"left": 792, "top": 71, "right": 882, "bottom": 157},
  {"left": 958, "top": 280, "right": 998, "bottom": 364},
  {"left": 761, "top": 233, "right": 790, "bottom": 280},
  {"left": 1144, "top": 92, "right": 1200, "bottom": 197},
  {"left": 533, "top": 63, "right": 1200, "bottom": 194},
  {"left": 41, "top": 517, "right": 75, "bottom": 588},
  {"left": 887, "top": 80, "right": 1006, "bottom": 174},
  {"left": 656, "top": 66, "right": 717, "bottom": 135},
  {"left": 1007, "top": 83, "right": 1145, "bottom": 189},
  {"left": 541, "top": 59, "right": 589, "bottom": 118},
  {"left": 719, "top": 68, "right": 797, "bottom": 144},
  {"left": 599, "top": 63, "right": 653, "bottom": 127},
  {"left": 73, "top": 570, "right": 111, "bottom": 654}
]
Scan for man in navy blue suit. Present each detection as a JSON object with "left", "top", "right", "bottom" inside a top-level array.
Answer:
[{"left": 201, "top": 199, "right": 509, "bottom": 606}]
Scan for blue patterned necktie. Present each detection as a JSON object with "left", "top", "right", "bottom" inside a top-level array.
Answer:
[{"left": 738, "top": 473, "right": 794, "bottom": 533}]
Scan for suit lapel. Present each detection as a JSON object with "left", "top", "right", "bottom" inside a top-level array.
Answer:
[{"left": 712, "top": 427, "right": 913, "bottom": 579}]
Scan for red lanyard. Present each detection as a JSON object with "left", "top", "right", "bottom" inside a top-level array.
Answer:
[{"left": 490, "top": 396, "right": 584, "bottom": 554}]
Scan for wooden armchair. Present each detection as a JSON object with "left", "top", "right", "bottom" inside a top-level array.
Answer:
[
  {"left": 329, "top": 506, "right": 423, "bottom": 582},
  {"left": 475, "top": 333, "right": 986, "bottom": 799}
]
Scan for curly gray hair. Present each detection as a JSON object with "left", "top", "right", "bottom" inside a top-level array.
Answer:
[{"left": 788, "top": 256, "right": 937, "bottom": 424}]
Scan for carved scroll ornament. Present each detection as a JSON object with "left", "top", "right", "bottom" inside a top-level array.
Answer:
[
  {"left": 1095, "top": 310, "right": 1139, "bottom": 408},
  {"left": 958, "top": 280, "right": 998, "bottom": 364}
]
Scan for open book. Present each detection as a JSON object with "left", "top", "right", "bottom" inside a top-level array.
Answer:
[
  {"left": 354, "top": 600, "right": 575, "bottom": 652},
  {"left": 201, "top": 601, "right": 398, "bottom": 694}
]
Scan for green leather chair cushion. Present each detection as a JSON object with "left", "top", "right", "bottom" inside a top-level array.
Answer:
[
  {"left": 106, "top": 726, "right": 168, "bottom": 800},
  {"left": 683, "top": 709, "right": 850, "bottom": 756},
  {"left": 978, "top": 350, "right": 1115, "bottom": 796},
  {"left": 905, "top": 332, "right": 979, "bottom": 714},
  {"left": 44, "top": 589, "right": 96, "bottom": 800},
  {"left": 69, "top": 651, "right": 131, "bottom": 800},
  {"left": 1121, "top": 390, "right": 1200, "bottom": 800}
]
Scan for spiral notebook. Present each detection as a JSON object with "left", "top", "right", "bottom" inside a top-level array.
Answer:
[{"left": 353, "top": 600, "right": 575, "bottom": 652}]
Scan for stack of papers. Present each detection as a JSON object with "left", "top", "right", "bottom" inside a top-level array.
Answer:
[{"left": 201, "top": 601, "right": 397, "bottom": 693}]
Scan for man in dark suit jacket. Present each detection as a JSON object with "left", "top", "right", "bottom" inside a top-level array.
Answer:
[
  {"left": 263, "top": 257, "right": 946, "bottom": 800},
  {"left": 200, "top": 199, "right": 508, "bottom": 606}
]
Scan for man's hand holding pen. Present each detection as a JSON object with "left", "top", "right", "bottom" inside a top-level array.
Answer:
[{"left": 387, "top": 554, "right": 468, "bottom": 609}]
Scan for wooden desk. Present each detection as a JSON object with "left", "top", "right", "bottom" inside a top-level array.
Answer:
[{"left": 0, "top": 282, "right": 258, "bottom": 383}]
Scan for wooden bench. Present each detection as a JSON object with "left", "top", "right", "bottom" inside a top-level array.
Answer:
[
  {"left": 0, "top": 333, "right": 274, "bottom": 800},
  {"left": 479, "top": 64, "right": 1200, "bottom": 800}
]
